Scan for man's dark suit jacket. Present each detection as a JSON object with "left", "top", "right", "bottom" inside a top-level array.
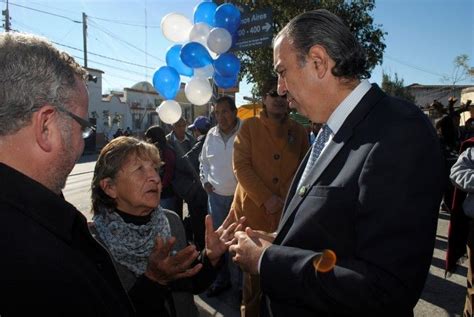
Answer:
[
  {"left": 0, "top": 163, "right": 135, "bottom": 316},
  {"left": 260, "top": 85, "right": 444, "bottom": 317}
]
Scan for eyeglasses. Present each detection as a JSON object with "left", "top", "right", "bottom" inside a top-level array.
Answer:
[
  {"left": 267, "top": 91, "right": 286, "bottom": 98},
  {"left": 56, "top": 106, "right": 95, "bottom": 139}
]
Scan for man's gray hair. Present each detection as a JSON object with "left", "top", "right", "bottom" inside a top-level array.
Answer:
[
  {"left": 274, "top": 9, "right": 369, "bottom": 80},
  {"left": 0, "top": 32, "right": 86, "bottom": 136}
]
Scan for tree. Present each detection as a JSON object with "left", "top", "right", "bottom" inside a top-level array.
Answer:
[
  {"left": 381, "top": 72, "right": 415, "bottom": 103},
  {"left": 442, "top": 54, "right": 474, "bottom": 86},
  {"left": 230, "top": 0, "right": 386, "bottom": 96}
]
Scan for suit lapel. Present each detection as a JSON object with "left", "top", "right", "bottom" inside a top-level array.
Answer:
[
  {"left": 281, "top": 149, "right": 310, "bottom": 209},
  {"left": 276, "top": 84, "right": 386, "bottom": 238}
]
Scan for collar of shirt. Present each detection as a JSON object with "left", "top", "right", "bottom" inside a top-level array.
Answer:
[
  {"left": 326, "top": 79, "right": 372, "bottom": 138},
  {"left": 171, "top": 131, "right": 190, "bottom": 143},
  {"left": 216, "top": 118, "right": 241, "bottom": 138}
]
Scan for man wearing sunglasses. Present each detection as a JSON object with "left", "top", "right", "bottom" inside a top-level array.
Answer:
[{"left": 0, "top": 33, "right": 132, "bottom": 316}]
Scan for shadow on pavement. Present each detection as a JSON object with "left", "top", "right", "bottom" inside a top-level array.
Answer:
[
  {"left": 197, "top": 286, "right": 241, "bottom": 317},
  {"left": 431, "top": 256, "right": 468, "bottom": 277},
  {"left": 439, "top": 212, "right": 451, "bottom": 221},
  {"left": 420, "top": 272, "right": 465, "bottom": 316},
  {"left": 436, "top": 237, "right": 449, "bottom": 251}
]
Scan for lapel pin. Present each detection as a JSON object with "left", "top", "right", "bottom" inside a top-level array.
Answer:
[{"left": 298, "top": 186, "right": 307, "bottom": 197}]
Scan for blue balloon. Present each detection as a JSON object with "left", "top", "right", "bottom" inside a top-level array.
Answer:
[
  {"left": 215, "top": 3, "right": 241, "bottom": 35},
  {"left": 194, "top": 2, "right": 217, "bottom": 26},
  {"left": 180, "top": 42, "right": 213, "bottom": 69},
  {"left": 166, "top": 45, "right": 193, "bottom": 77},
  {"left": 152, "top": 66, "right": 180, "bottom": 100},
  {"left": 214, "top": 72, "right": 238, "bottom": 89},
  {"left": 214, "top": 53, "right": 240, "bottom": 78}
]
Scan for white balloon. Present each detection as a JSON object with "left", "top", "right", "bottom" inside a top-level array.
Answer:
[
  {"left": 161, "top": 13, "right": 193, "bottom": 43},
  {"left": 207, "top": 27, "right": 232, "bottom": 54},
  {"left": 189, "top": 22, "right": 211, "bottom": 47},
  {"left": 207, "top": 48, "right": 218, "bottom": 60},
  {"left": 194, "top": 64, "right": 215, "bottom": 79},
  {"left": 156, "top": 100, "right": 182, "bottom": 124},
  {"left": 185, "top": 77, "right": 213, "bottom": 106}
]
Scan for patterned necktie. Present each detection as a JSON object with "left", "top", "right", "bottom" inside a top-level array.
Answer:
[{"left": 298, "top": 124, "right": 332, "bottom": 189}]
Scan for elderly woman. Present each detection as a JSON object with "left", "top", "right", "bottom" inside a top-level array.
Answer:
[{"left": 90, "top": 136, "right": 241, "bottom": 317}]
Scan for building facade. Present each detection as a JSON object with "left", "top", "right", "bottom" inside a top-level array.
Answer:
[{"left": 84, "top": 67, "right": 224, "bottom": 149}]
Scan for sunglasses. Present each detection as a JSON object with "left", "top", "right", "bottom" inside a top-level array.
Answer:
[
  {"left": 57, "top": 106, "right": 95, "bottom": 139},
  {"left": 267, "top": 91, "right": 286, "bottom": 98}
]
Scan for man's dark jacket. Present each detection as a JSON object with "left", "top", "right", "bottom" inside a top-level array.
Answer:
[
  {"left": 261, "top": 85, "right": 444, "bottom": 317},
  {"left": 0, "top": 163, "right": 135, "bottom": 316}
]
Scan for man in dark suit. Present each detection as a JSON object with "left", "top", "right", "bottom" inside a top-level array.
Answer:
[{"left": 229, "top": 9, "right": 444, "bottom": 317}]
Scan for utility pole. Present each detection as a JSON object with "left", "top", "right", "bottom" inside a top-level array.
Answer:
[
  {"left": 2, "top": 0, "right": 11, "bottom": 32},
  {"left": 82, "top": 12, "right": 88, "bottom": 68}
]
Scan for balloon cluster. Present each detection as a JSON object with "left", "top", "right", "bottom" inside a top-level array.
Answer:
[{"left": 153, "top": 1, "right": 241, "bottom": 124}]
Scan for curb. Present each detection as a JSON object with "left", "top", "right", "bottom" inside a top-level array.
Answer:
[{"left": 194, "top": 295, "right": 224, "bottom": 317}]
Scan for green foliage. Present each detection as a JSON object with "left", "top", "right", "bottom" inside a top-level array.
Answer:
[
  {"left": 381, "top": 72, "right": 415, "bottom": 103},
  {"left": 231, "top": 0, "right": 386, "bottom": 97}
]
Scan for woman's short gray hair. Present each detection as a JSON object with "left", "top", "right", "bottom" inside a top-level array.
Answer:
[{"left": 0, "top": 32, "right": 86, "bottom": 136}]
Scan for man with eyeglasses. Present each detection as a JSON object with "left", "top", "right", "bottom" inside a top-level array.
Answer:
[
  {"left": 56, "top": 105, "right": 95, "bottom": 139},
  {"left": 0, "top": 33, "right": 133, "bottom": 316}
]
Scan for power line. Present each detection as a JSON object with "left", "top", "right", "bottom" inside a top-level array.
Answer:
[
  {"left": 52, "top": 41, "right": 156, "bottom": 70},
  {"left": 1, "top": 0, "right": 81, "bottom": 23},
  {"left": 10, "top": 12, "right": 160, "bottom": 75},
  {"left": 2, "top": 0, "right": 160, "bottom": 28},
  {"left": 73, "top": 55, "right": 150, "bottom": 77},
  {"left": 88, "top": 15, "right": 160, "bottom": 28},
  {"left": 100, "top": 71, "right": 146, "bottom": 85},
  {"left": 10, "top": 17, "right": 44, "bottom": 35},
  {"left": 88, "top": 19, "right": 164, "bottom": 63},
  {"left": 385, "top": 54, "right": 446, "bottom": 78}
]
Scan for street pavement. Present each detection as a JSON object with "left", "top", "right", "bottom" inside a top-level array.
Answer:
[{"left": 64, "top": 154, "right": 468, "bottom": 317}]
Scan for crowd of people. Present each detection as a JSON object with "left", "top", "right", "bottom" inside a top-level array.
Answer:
[{"left": 0, "top": 8, "right": 472, "bottom": 317}]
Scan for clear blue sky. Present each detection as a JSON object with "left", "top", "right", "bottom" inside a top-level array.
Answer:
[{"left": 1, "top": 0, "right": 473, "bottom": 106}]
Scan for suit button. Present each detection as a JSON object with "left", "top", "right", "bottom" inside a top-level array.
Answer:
[
  {"left": 272, "top": 177, "right": 279, "bottom": 184},
  {"left": 274, "top": 154, "right": 280, "bottom": 160}
]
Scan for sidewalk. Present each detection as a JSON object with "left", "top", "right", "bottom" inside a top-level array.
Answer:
[{"left": 195, "top": 286, "right": 240, "bottom": 317}]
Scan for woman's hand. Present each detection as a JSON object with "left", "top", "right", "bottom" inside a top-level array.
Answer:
[
  {"left": 144, "top": 236, "right": 202, "bottom": 285},
  {"left": 205, "top": 214, "right": 246, "bottom": 267}
]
